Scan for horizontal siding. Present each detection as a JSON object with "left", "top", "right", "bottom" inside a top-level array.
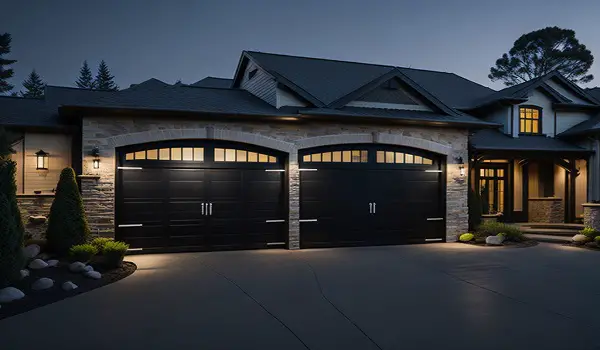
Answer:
[
  {"left": 22, "top": 133, "right": 72, "bottom": 195},
  {"left": 545, "top": 79, "right": 591, "bottom": 105},
  {"left": 276, "top": 86, "right": 307, "bottom": 107},
  {"left": 556, "top": 111, "right": 591, "bottom": 135},
  {"left": 240, "top": 60, "right": 277, "bottom": 106}
]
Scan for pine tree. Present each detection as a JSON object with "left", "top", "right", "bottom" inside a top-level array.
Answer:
[
  {"left": 0, "top": 33, "right": 17, "bottom": 94},
  {"left": 94, "top": 60, "right": 119, "bottom": 91},
  {"left": 0, "top": 127, "right": 23, "bottom": 236},
  {"left": 75, "top": 60, "right": 95, "bottom": 89},
  {"left": 20, "top": 69, "right": 46, "bottom": 98},
  {"left": 46, "top": 168, "right": 91, "bottom": 255}
]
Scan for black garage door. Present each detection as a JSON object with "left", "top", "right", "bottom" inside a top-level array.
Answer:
[
  {"left": 299, "top": 144, "right": 445, "bottom": 248},
  {"left": 115, "top": 140, "right": 287, "bottom": 251}
]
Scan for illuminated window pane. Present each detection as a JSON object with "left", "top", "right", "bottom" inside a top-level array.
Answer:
[
  {"left": 237, "top": 150, "right": 247, "bottom": 162},
  {"left": 171, "top": 148, "right": 182, "bottom": 160},
  {"left": 225, "top": 149, "right": 236, "bottom": 162},
  {"left": 395, "top": 152, "right": 404, "bottom": 163},
  {"left": 361, "top": 150, "right": 368, "bottom": 163},
  {"left": 520, "top": 119, "right": 525, "bottom": 133},
  {"left": 193, "top": 148, "right": 204, "bottom": 161},
  {"left": 312, "top": 153, "right": 322, "bottom": 162},
  {"left": 333, "top": 151, "right": 342, "bottom": 162},
  {"left": 385, "top": 151, "right": 394, "bottom": 163},
  {"left": 259, "top": 154, "right": 268, "bottom": 163},
  {"left": 248, "top": 152, "right": 258, "bottom": 162},
  {"left": 376, "top": 151, "right": 384, "bottom": 163},
  {"left": 147, "top": 149, "right": 158, "bottom": 160},
  {"left": 532, "top": 110, "right": 539, "bottom": 119},
  {"left": 159, "top": 148, "right": 170, "bottom": 160},
  {"left": 126, "top": 153, "right": 134, "bottom": 160},
  {"left": 498, "top": 169, "right": 504, "bottom": 177},
  {"left": 135, "top": 151, "right": 146, "bottom": 160},
  {"left": 414, "top": 155, "right": 423, "bottom": 164},
  {"left": 352, "top": 150, "right": 361, "bottom": 163},
  {"left": 214, "top": 148, "right": 225, "bottom": 162},
  {"left": 182, "top": 148, "right": 193, "bottom": 161},
  {"left": 480, "top": 169, "right": 485, "bottom": 177},
  {"left": 322, "top": 152, "right": 332, "bottom": 162},
  {"left": 269, "top": 156, "right": 276, "bottom": 163},
  {"left": 342, "top": 151, "right": 351, "bottom": 162},
  {"left": 303, "top": 154, "right": 311, "bottom": 162},
  {"left": 405, "top": 154, "right": 414, "bottom": 163},
  {"left": 532, "top": 121, "right": 538, "bottom": 133}
]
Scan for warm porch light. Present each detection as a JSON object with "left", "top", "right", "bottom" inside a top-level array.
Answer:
[
  {"left": 91, "top": 147, "right": 100, "bottom": 169},
  {"left": 35, "top": 150, "right": 49, "bottom": 170},
  {"left": 455, "top": 156, "right": 465, "bottom": 177}
]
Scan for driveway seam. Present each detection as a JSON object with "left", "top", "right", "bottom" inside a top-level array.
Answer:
[
  {"left": 294, "top": 255, "right": 384, "bottom": 350},
  {"left": 198, "top": 259, "right": 312, "bottom": 350}
]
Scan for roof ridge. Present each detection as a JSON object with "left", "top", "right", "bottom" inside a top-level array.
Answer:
[
  {"left": 0, "top": 95, "right": 44, "bottom": 101},
  {"left": 246, "top": 50, "right": 396, "bottom": 68},
  {"left": 45, "top": 85, "right": 113, "bottom": 92},
  {"left": 201, "top": 76, "right": 232, "bottom": 80},
  {"left": 180, "top": 84, "right": 241, "bottom": 91}
]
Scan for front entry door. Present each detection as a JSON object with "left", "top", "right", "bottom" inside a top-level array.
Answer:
[{"left": 478, "top": 166, "right": 508, "bottom": 216}]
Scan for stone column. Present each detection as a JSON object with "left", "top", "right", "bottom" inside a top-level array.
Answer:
[
  {"left": 583, "top": 203, "right": 600, "bottom": 231},
  {"left": 528, "top": 197, "right": 564, "bottom": 223},
  {"left": 288, "top": 162, "right": 300, "bottom": 249},
  {"left": 79, "top": 175, "right": 115, "bottom": 237}
]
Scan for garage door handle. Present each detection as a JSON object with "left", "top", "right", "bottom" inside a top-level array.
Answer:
[
  {"left": 373, "top": 202, "right": 376, "bottom": 214},
  {"left": 369, "top": 202, "right": 373, "bottom": 213},
  {"left": 209, "top": 203, "right": 213, "bottom": 216},
  {"left": 202, "top": 203, "right": 205, "bottom": 215}
]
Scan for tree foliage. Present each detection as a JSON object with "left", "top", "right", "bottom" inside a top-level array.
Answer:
[
  {"left": 0, "top": 127, "right": 23, "bottom": 235},
  {"left": 489, "top": 27, "right": 594, "bottom": 86},
  {"left": 75, "top": 60, "right": 95, "bottom": 89},
  {"left": 20, "top": 69, "right": 46, "bottom": 98},
  {"left": 94, "top": 60, "right": 118, "bottom": 91},
  {"left": 46, "top": 168, "right": 91, "bottom": 255},
  {"left": 0, "top": 33, "right": 17, "bottom": 94}
]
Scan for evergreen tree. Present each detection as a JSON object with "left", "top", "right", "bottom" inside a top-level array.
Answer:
[
  {"left": 94, "top": 60, "right": 119, "bottom": 91},
  {"left": 46, "top": 168, "right": 91, "bottom": 255},
  {"left": 20, "top": 69, "right": 46, "bottom": 98},
  {"left": 0, "top": 127, "right": 23, "bottom": 236},
  {"left": 75, "top": 60, "right": 95, "bottom": 89},
  {"left": 0, "top": 33, "right": 17, "bottom": 94}
]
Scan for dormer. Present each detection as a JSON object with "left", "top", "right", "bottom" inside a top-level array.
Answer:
[{"left": 345, "top": 78, "right": 433, "bottom": 111}]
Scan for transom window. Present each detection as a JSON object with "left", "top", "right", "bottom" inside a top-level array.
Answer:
[
  {"left": 214, "top": 148, "right": 276, "bottom": 163},
  {"left": 376, "top": 151, "right": 432, "bottom": 165},
  {"left": 303, "top": 150, "right": 368, "bottom": 163},
  {"left": 519, "top": 107, "right": 541, "bottom": 134},
  {"left": 126, "top": 147, "right": 204, "bottom": 161}
]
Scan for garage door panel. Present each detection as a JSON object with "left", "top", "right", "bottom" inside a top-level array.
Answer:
[
  {"left": 168, "top": 181, "right": 206, "bottom": 198},
  {"left": 119, "top": 225, "right": 164, "bottom": 239},
  {"left": 121, "top": 201, "right": 164, "bottom": 222}
]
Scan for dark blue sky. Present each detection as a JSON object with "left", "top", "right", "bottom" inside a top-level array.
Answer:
[{"left": 5, "top": 0, "right": 600, "bottom": 92}]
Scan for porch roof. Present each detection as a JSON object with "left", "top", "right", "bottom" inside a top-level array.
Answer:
[{"left": 471, "top": 129, "right": 590, "bottom": 153}]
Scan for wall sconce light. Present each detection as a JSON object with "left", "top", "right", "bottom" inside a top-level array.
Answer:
[
  {"left": 35, "top": 150, "right": 49, "bottom": 170},
  {"left": 91, "top": 147, "right": 100, "bottom": 169},
  {"left": 455, "top": 156, "right": 465, "bottom": 177}
]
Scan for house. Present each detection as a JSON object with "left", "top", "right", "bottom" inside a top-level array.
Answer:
[{"left": 1, "top": 51, "right": 599, "bottom": 252}]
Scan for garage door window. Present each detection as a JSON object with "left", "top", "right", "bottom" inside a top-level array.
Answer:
[
  {"left": 125, "top": 147, "right": 204, "bottom": 161},
  {"left": 303, "top": 150, "right": 368, "bottom": 163},
  {"left": 376, "top": 151, "right": 432, "bottom": 165},
  {"left": 214, "top": 148, "right": 277, "bottom": 163}
]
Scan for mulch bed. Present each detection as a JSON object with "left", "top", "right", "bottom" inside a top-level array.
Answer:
[
  {"left": 0, "top": 261, "right": 136, "bottom": 321},
  {"left": 462, "top": 239, "right": 539, "bottom": 248},
  {"left": 562, "top": 242, "right": 600, "bottom": 251}
]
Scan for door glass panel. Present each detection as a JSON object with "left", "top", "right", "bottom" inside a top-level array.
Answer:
[
  {"left": 342, "top": 151, "right": 351, "bottom": 162},
  {"left": 182, "top": 148, "right": 193, "bottom": 161},
  {"left": 159, "top": 148, "right": 170, "bottom": 160},
  {"left": 258, "top": 154, "right": 268, "bottom": 163},
  {"left": 303, "top": 154, "right": 311, "bottom": 162},
  {"left": 322, "top": 152, "right": 332, "bottom": 162},
  {"left": 312, "top": 153, "right": 322, "bottom": 162},
  {"left": 193, "top": 148, "right": 204, "bottom": 161},
  {"left": 225, "top": 149, "right": 236, "bottom": 162},
  {"left": 269, "top": 156, "right": 277, "bottom": 163},
  {"left": 171, "top": 148, "right": 182, "bottom": 160},
  {"left": 405, "top": 154, "right": 414, "bottom": 163},
  {"left": 333, "top": 151, "right": 342, "bottom": 162},
  {"left": 237, "top": 150, "right": 247, "bottom": 162},
  {"left": 385, "top": 151, "right": 394, "bottom": 163},
  {"left": 360, "top": 150, "right": 368, "bottom": 163},
  {"left": 126, "top": 153, "right": 134, "bottom": 160},
  {"left": 395, "top": 152, "right": 404, "bottom": 163},
  {"left": 214, "top": 148, "right": 225, "bottom": 162},
  {"left": 376, "top": 151, "right": 384, "bottom": 163},
  {"left": 423, "top": 158, "right": 433, "bottom": 165},
  {"left": 248, "top": 152, "right": 258, "bottom": 162},
  {"left": 147, "top": 149, "right": 158, "bottom": 160},
  {"left": 414, "top": 155, "right": 423, "bottom": 164},
  {"left": 351, "top": 150, "right": 361, "bottom": 163},
  {"left": 135, "top": 151, "right": 146, "bottom": 160}
]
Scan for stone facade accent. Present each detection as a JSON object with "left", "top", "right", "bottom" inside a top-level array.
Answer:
[
  {"left": 17, "top": 195, "right": 54, "bottom": 240},
  {"left": 81, "top": 117, "right": 469, "bottom": 246},
  {"left": 583, "top": 203, "right": 600, "bottom": 231},
  {"left": 528, "top": 197, "right": 564, "bottom": 223}
]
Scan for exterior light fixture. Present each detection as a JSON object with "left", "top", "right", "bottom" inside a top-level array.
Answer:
[
  {"left": 455, "top": 156, "right": 465, "bottom": 177},
  {"left": 91, "top": 147, "right": 100, "bottom": 169},
  {"left": 35, "top": 150, "right": 49, "bottom": 170}
]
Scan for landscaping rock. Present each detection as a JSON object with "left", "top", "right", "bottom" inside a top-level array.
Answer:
[
  {"left": 23, "top": 244, "right": 41, "bottom": 259},
  {"left": 84, "top": 271, "right": 102, "bottom": 280},
  {"left": 0, "top": 287, "right": 25, "bottom": 303},
  {"left": 486, "top": 236, "right": 504, "bottom": 246},
  {"left": 69, "top": 262, "right": 86, "bottom": 273},
  {"left": 20, "top": 269, "right": 30, "bottom": 279},
  {"left": 32, "top": 278, "right": 54, "bottom": 290},
  {"left": 46, "top": 259, "right": 59, "bottom": 267},
  {"left": 28, "top": 259, "right": 48, "bottom": 269},
  {"left": 37, "top": 253, "right": 51, "bottom": 260},
  {"left": 61, "top": 281, "right": 78, "bottom": 291},
  {"left": 28, "top": 215, "right": 47, "bottom": 224},
  {"left": 83, "top": 265, "right": 94, "bottom": 272},
  {"left": 572, "top": 234, "right": 590, "bottom": 244}
]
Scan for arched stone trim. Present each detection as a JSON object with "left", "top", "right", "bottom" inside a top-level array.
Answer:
[
  {"left": 295, "top": 132, "right": 452, "bottom": 155},
  {"left": 106, "top": 127, "right": 297, "bottom": 159}
]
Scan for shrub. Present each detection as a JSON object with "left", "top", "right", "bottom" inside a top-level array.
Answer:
[
  {"left": 90, "top": 237, "right": 114, "bottom": 252},
  {"left": 0, "top": 195, "right": 25, "bottom": 287},
  {"left": 459, "top": 233, "right": 474, "bottom": 242},
  {"left": 595, "top": 236, "right": 600, "bottom": 246},
  {"left": 69, "top": 244, "right": 98, "bottom": 262},
  {"left": 101, "top": 241, "right": 129, "bottom": 268},
  {"left": 580, "top": 227, "right": 599, "bottom": 239},
  {"left": 46, "top": 168, "right": 91, "bottom": 256},
  {"left": 475, "top": 221, "right": 523, "bottom": 241}
]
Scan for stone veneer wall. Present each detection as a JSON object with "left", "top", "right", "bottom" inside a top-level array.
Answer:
[
  {"left": 81, "top": 117, "right": 469, "bottom": 248},
  {"left": 583, "top": 203, "right": 600, "bottom": 231},
  {"left": 17, "top": 195, "right": 54, "bottom": 240},
  {"left": 528, "top": 198, "right": 564, "bottom": 223}
]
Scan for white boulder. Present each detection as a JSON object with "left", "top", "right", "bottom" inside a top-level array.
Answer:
[
  {"left": 23, "top": 244, "right": 41, "bottom": 259},
  {"left": 0, "top": 287, "right": 25, "bottom": 303},
  {"left": 84, "top": 271, "right": 102, "bottom": 280},
  {"left": 20, "top": 269, "right": 30, "bottom": 279},
  {"left": 83, "top": 265, "right": 94, "bottom": 272},
  {"left": 69, "top": 262, "right": 87, "bottom": 273},
  {"left": 28, "top": 258, "right": 48, "bottom": 269},
  {"left": 46, "top": 259, "right": 59, "bottom": 267},
  {"left": 572, "top": 234, "right": 590, "bottom": 244},
  {"left": 486, "top": 235, "right": 504, "bottom": 246},
  {"left": 32, "top": 278, "right": 54, "bottom": 290},
  {"left": 61, "top": 281, "right": 78, "bottom": 291}
]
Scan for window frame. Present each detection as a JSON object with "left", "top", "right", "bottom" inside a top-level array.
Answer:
[{"left": 518, "top": 105, "right": 543, "bottom": 135}]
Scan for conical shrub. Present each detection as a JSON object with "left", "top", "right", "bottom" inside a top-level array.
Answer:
[
  {"left": 46, "top": 167, "right": 90, "bottom": 255},
  {"left": 0, "top": 194, "right": 24, "bottom": 287}
]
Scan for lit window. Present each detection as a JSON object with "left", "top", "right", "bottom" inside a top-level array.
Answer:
[
  {"left": 215, "top": 148, "right": 225, "bottom": 162},
  {"left": 303, "top": 150, "right": 368, "bottom": 163},
  {"left": 182, "top": 148, "right": 193, "bottom": 161},
  {"left": 147, "top": 149, "right": 158, "bottom": 160},
  {"left": 159, "top": 148, "right": 170, "bottom": 160},
  {"left": 171, "top": 148, "right": 182, "bottom": 160},
  {"left": 193, "top": 148, "right": 204, "bottom": 161},
  {"left": 374, "top": 151, "right": 432, "bottom": 165},
  {"left": 126, "top": 153, "right": 134, "bottom": 160},
  {"left": 237, "top": 150, "right": 247, "bottom": 162},
  {"left": 519, "top": 107, "right": 541, "bottom": 134},
  {"left": 248, "top": 152, "right": 258, "bottom": 162},
  {"left": 135, "top": 151, "right": 146, "bottom": 160}
]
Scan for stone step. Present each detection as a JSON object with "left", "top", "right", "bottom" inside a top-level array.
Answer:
[
  {"left": 517, "top": 223, "right": 584, "bottom": 230},
  {"left": 519, "top": 228, "right": 580, "bottom": 236},
  {"left": 523, "top": 234, "right": 572, "bottom": 244}
]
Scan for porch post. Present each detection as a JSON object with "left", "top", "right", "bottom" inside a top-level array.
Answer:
[{"left": 569, "top": 159, "right": 577, "bottom": 222}]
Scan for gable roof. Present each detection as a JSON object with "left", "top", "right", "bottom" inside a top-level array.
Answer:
[
  {"left": 559, "top": 113, "right": 600, "bottom": 136},
  {"left": 471, "top": 128, "right": 590, "bottom": 153},
  {"left": 587, "top": 87, "right": 600, "bottom": 102},
  {"left": 191, "top": 77, "right": 233, "bottom": 88},
  {"left": 124, "top": 78, "right": 170, "bottom": 91}
]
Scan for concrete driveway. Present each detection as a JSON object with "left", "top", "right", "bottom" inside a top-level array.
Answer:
[{"left": 1, "top": 243, "right": 599, "bottom": 350}]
